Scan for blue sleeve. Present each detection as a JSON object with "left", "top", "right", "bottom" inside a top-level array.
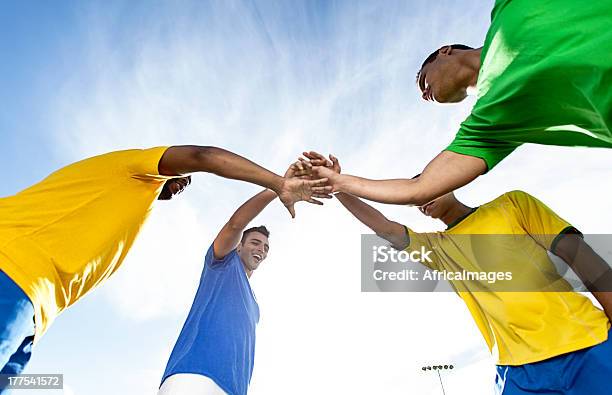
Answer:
[{"left": 205, "top": 243, "right": 237, "bottom": 270}]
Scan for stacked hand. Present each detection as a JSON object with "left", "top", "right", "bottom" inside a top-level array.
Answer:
[
  {"left": 302, "top": 151, "right": 341, "bottom": 177},
  {"left": 287, "top": 151, "right": 342, "bottom": 192},
  {"left": 276, "top": 159, "right": 333, "bottom": 218}
]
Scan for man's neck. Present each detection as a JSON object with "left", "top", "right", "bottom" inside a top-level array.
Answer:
[
  {"left": 439, "top": 203, "right": 473, "bottom": 227},
  {"left": 240, "top": 260, "right": 253, "bottom": 278},
  {"left": 462, "top": 47, "right": 483, "bottom": 89}
]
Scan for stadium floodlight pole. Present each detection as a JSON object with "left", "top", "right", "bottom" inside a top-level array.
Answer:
[
  {"left": 420, "top": 364, "right": 454, "bottom": 395},
  {"left": 436, "top": 369, "right": 445, "bottom": 395}
]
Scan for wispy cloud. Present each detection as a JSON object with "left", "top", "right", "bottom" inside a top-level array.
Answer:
[{"left": 39, "top": 1, "right": 612, "bottom": 394}]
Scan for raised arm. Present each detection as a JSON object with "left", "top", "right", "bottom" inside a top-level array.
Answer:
[
  {"left": 303, "top": 152, "right": 408, "bottom": 249},
  {"left": 336, "top": 193, "right": 408, "bottom": 249},
  {"left": 212, "top": 162, "right": 328, "bottom": 259},
  {"left": 213, "top": 189, "right": 277, "bottom": 259},
  {"left": 158, "top": 145, "right": 332, "bottom": 217},
  {"left": 553, "top": 235, "right": 612, "bottom": 322},
  {"left": 313, "top": 150, "right": 486, "bottom": 206}
]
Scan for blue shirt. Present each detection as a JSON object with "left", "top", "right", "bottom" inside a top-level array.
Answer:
[{"left": 161, "top": 244, "right": 260, "bottom": 395}]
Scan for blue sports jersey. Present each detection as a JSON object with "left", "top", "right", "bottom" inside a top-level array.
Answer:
[{"left": 161, "top": 244, "right": 260, "bottom": 395}]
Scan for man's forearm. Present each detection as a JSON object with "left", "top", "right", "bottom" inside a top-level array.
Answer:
[
  {"left": 592, "top": 289, "right": 612, "bottom": 323},
  {"left": 335, "top": 192, "right": 395, "bottom": 235},
  {"left": 213, "top": 189, "right": 276, "bottom": 259},
  {"left": 335, "top": 175, "right": 429, "bottom": 206},
  {"left": 330, "top": 150, "right": 485, "bottom": 206},
  {"left": 197, "top": 147, "right": 285, "bottom": 192},
  {"left": 226, "top": 189, "right": 277, "bottom": 230},
  {"left": 572, "top": 249, "right": 612, "bottom": 321},
  {"left": 160, "top": 146, "right": 285, "bottom": 192},
  {"left": 555, "top": 236, "right": 612, "bottom": 321},
  {"left": 335, "top": 192, "right": 407, "bottom": 248}
]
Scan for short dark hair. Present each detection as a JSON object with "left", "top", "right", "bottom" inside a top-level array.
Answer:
[
  {"left": 157, "top": 176, "right": 192, "bottom": 200},
  {"left": 241, "top": 226, "right": 270, "bottom": 243},
  {"left": 416, "top": 44, "right": 474, "bottom": 90}
]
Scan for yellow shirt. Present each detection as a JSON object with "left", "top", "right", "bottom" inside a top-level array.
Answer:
[
  {"left": 405, "top": 190, "right": 610, "bottom": 365},
  {"left": 0, "top": 147, "right": 171, "bottom": 341}
]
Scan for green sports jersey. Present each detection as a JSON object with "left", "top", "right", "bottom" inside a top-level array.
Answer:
[{"left": 446, "top": 0, "right": 612, "bottom": 170}]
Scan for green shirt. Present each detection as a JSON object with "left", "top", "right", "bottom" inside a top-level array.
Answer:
[{"left": 446, "top": 0, "right": 612, "bottom": 170}]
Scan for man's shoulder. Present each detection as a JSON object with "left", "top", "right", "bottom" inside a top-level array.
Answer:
[
  {"left": 471, "top": 190, "right": 531, "bottom": 217},
  {"left": 483, "top": 190, "right": 556, "bottom": 221},
  {"left": 489, "top": 190, "right": 533, "bottom": 205},
  {"left": 63, "top": 147, "right": 169, "bottom": 173},
  {"left": 205, "top": 244, "right": 239, "bottom": 268}
]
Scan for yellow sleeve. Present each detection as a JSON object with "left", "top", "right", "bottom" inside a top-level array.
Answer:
[
  {"left": 125, "top": 146, "right": 172, "bottom": 179},
  {"left": 403, "top": 226, "right": 441, "bottom": 271},
  {"left": 506, "top": 190, "right": 581, "bottom": 250}
]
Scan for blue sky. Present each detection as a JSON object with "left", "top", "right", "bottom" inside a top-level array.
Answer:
[
  {"left": 2, "top": 1, "right": 612, "bottom": 394},
  {"left": 1, "top": 2, "right": 74, "bottom": 191}
]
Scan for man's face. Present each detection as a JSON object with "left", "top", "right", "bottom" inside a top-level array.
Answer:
[
  {"left": 237, "top": 232, "right": 269, "bottom": 272},
  {"left": 418, "top": 192, "right": 456, "bottom": 219},
  {"left": 418, "top": 53, "right": 468, "bottom": 103},
  {"left": 158, "top": 176, "right": 191, "bottom": 200}
]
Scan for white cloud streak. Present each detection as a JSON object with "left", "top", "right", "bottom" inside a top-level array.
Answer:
[{"left": 41, "top": 1, "right": 612, "bottom": 394}]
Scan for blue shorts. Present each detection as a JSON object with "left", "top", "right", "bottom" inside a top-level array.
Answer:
[
  {"left": 0, "top": 270, "right": 35, "bottom": 393},
  {"left": 496, "top": 329, "right": 612, "bottom": 395}
]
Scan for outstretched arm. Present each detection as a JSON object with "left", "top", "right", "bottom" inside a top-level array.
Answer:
[
  {"left": 336, "top": 193, "right": 409, "bottom": 249},
  {"left": 158, "top": 145, "right": 331, "bottom": 217},
  {"left": 313, "top": 150, "right": 486, "bottom": 206},
  {"left": 303, "top": 152, "right": 408, "bottom": 249},
  {"left": 213, "top": 189, "right": 277, "bottom": 260},
  {"left": 554, "top": 235, "right": 612, "bottom": 322},
  {"left": 159, "top": 145, "right": 283, "bottom": 187},
  {"left": 212, "top": 162, "right": 329, "bottom": 259}
]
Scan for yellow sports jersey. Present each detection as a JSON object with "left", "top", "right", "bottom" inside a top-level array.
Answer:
[
  {"left": 405, "top": 191, "right": 610, "bottom": 365},
  {"left": 0, "top": 147, "right": 171, "bottom": 341}
]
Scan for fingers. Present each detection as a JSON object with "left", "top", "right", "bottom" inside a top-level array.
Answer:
[
  {"left": 296, "top": 158, "right": 313, "bottom": 169},
  {"left": 312, "top": 185, "right": 333, "bottom": 193},
  {"left": 301, "top": 156, "right": 327, "bottom": 167},
  {"left": 312, "top": 193, "right": 333, "bottom": 199},
  {"left": 298, "top": 158, "right": 322, "bottom": 172},
  {"left": 328, "top": 154, "right": 341, "bottom": 172},
  {"left": 307, "top": 177, "right": 329, "bottom": 186},
  {"left": 285, "top": 203, "right": 296, "bottom": 219},
  {"left": 307, "top": 198, "right": 324, "bottom": 205},
  {"left": 293, "top": 170, "right": 310, "bottom": 177},
  {"left": 303, "top": 151, "right": 332, "bottom": 167},
  {"left": 291, "top": 160, "right": 311, "bottom": 177},
  {"left": 303, "top": 151, "right": 325, "bottom": 160}
]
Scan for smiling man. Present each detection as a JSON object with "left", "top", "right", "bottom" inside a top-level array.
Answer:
[
  {"left": 310, "top": 0, "right": 611, "bottom": 208},
  {"left": 158, "top": 164, "right": 299, "bottom": 395},
  {"left": 0, "top": 145, "right": 329, "bottom": 384}
]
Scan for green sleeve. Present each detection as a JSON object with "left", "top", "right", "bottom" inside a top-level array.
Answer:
[{"left": 446, "top": 119, "right": 521, "bottom": 172}]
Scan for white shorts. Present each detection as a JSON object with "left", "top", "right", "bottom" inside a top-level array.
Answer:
[{"left": 158, "top": 374, "right": 227, "bottom": 395}]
